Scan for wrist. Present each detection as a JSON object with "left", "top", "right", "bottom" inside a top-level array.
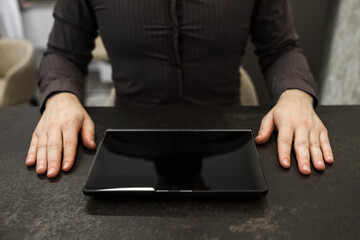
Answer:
[
  {"left": 279, "top": 89, "right": 314, "bottom": 107},
  {"left": 45, "top": 92, "right": 80, "bottom": 109}
]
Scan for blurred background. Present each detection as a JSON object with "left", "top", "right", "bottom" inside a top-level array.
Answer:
[{"left": 0, "top": 0, "right": 359, "bottom": 107}]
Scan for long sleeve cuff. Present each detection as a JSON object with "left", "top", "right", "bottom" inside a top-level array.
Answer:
[
  {"left": 39, "top": 78, "right": 84, "bottom": 113},
  {"left": 272, "top": 77, "right": 318, "bottom": 108}
]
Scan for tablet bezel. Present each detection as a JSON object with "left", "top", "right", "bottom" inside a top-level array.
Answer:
[{"left": 83, "top": 129, "right": 268, "bottom": 198}]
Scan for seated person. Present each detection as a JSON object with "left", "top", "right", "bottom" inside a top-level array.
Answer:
[{"left": 26, "top": 0, "right": 334, "bottom": 178}]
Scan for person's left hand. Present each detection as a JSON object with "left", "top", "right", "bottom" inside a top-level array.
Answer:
[{"left": 255, "top": 89, "right": 334, "bottom": 175}]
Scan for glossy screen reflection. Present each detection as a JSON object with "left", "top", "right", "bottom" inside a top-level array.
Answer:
[{"left": 83, "top": 130, "right": 267, "bottom": 197}]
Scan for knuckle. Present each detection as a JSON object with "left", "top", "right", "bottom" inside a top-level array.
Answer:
[
  {"left": 300, "top": 119, "right": 309, "bottom": 128},
  {"left": 295, "top": 141, "right": 309, "bottom": 148},
  {"left": 47, "top": 142, "right": 61, "bottom": 150},
  {"left": 48, "top": 120, "right": 57, "bottom": 129},
  {"left": 86, "top": 117, "right": 95, "bottom": 128},
  {"left": 321, "top": 135, "right": 331, "bottom": 145},
  {"left": 33, "top": 128, "right": 42, "bottom": 138},
  {"left": 29, "top": 142, "right": 38, "bottom": 148},
  {"left": 62, "top": 117, "right": 72, "bottom": 127},
  {"left": 279, "top": 137, "right": 292, "bottom": 145},
  {"left": 296, "top": 152, "right": 309, "bottom": 161},
  {"left": 321, "top": 128, "right": 328, "bottom": 136},
  {"left": 261, "top": 113, "right": 270, "bottom": 123},
  {"left": 37, "top": 144, "right": 47, "bottom": 151},
  {"left": 279, "top": 151, "right": 290, "bottom": 158},
  {"left": 260, "top": 117, "right": 266, "bottom": 125},
  {"left": 309, "top": 141, "right": 320, "bottom": 148},
  {"left": 63, "top": 157, "right": 74, "bottom": 163},
  {"left": 322, "top": 142, "right": 332, "bottom": 150},
  {"left": 285, "top": 117, "right": 294, "bottom": 127},
  {"left": 63, "top": 140, "right": 75, "bottom": 148},
  {"left": 327, "top": 149, "right": 333, "bottom": 155},
  {"left": 27, "top": 151, "right": 35, "bottom": 157}
]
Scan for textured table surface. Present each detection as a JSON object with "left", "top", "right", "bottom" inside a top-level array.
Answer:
[{"left": 0, "top": 106, "right": 359, "bottom": 240}]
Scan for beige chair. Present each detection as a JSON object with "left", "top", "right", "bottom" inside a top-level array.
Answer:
[
  {"left": 92, "top": 36, "right": 108, "bottom": 62},
  {"left": 0, "top": 38, "right": 37, "bottom": 106},
  {"left": 108, "top": 67, "right": 259, "bottom": 106},
  {"left": 239, "top": 66, "right": 259, "bottom": 106}
]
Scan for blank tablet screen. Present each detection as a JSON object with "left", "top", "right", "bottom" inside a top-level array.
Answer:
[{"left": 83, "top": 129, "right": 267, "bottom": 197}]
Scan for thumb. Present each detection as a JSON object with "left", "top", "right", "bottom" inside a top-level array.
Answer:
[
  {"left": 255, "top": 111, "right": 275, "bottom": 144},
  {"left": 81, "top": 115, "right": 96, "bottom": 150}
]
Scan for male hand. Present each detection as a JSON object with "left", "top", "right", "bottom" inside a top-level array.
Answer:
[
  {"left": 25, "top": 92, "right": 96, "bottom": 178},
  {"left": 255, "top": 89, "right": 334, "bottom": 175}
]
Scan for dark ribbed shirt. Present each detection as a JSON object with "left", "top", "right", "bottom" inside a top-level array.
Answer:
[{"left": 39, "top": 0, "right": 318, "bottom": 109}]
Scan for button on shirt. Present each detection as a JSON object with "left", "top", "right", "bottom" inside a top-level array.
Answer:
[{"left": 39, "top": 0, "right": 317, "bottom": 109}]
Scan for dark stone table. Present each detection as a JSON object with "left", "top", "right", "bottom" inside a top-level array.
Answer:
[{"left": 0, "top": 106, "right": 359, "bottom": 240}]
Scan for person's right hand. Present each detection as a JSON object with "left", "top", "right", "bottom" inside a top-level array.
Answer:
[{"left": 25, "top": 92, "right": 96, "bottom": 178}]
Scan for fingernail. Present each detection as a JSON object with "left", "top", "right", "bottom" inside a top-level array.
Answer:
[
  {"left": 37, "top": 164, "right": 44, "bottom": 171},
  {"left": 283, "top": 159, "right": 290, "bottom": 167},
  {"left": 48, "top": 168, "right": 55, "bottom": 175},
  {"left": 63, "top": 161, "right": 69, "bottom": 169},
  {"left": 26, "top": 157, "right": 32, "bottom": 163},
  {"left": 327, "top": 155, "right": 334, "bottom": 162},
  {"left": 303, "top": 164, "right": 310, "bottom": 172}
]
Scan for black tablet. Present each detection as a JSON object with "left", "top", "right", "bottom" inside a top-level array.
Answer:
[{"left": 83, "top": 129, "right": 268, "bottom": 198}]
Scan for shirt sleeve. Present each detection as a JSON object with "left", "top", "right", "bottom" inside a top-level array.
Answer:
[
  {"left": 250, "top": 0, "right": 318, "bottom": 106},
  {"left": 38, "top": 0, "right": 98, "bottom": 112}
]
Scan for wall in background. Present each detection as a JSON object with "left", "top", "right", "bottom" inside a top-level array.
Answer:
[
  {"left": 320, "top": 0, "right": 360, "bottom": 105},
  {"left": 0, "top": 0, "right": 24, "bottom": 38},
  {"left": 22, "top": 2, "right": 54, "bottom": 49}
]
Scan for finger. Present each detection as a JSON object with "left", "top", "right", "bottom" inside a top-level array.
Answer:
[
  {"left": 62, "top": 128, "right": 78, "bottom": 172},
  {"left": 277, "top": 126, "right": 294, "bottom": 168},
  {"left": 26, "top": 133, "right": 38, "bottom": 166},
  {"left": 81, "top": 115, "right": 96, "bottom": 150},
  {"left": 320, "top": 129, "right": 334, "bottom": 164},
  {"left": 255, "top": 112, "right": 275, "bottom": 144},
  {"left": 294, "top": 128, "right": 311, "bottom": 175},
  {"left": 36, "top": 133, "right": 48, "bottom": 175},
  {"left": 46, "top": 129, "right": 63, "bottom": 178},
  {"left": 309, "top": 131, "right": 325, "bottom": 171}
]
